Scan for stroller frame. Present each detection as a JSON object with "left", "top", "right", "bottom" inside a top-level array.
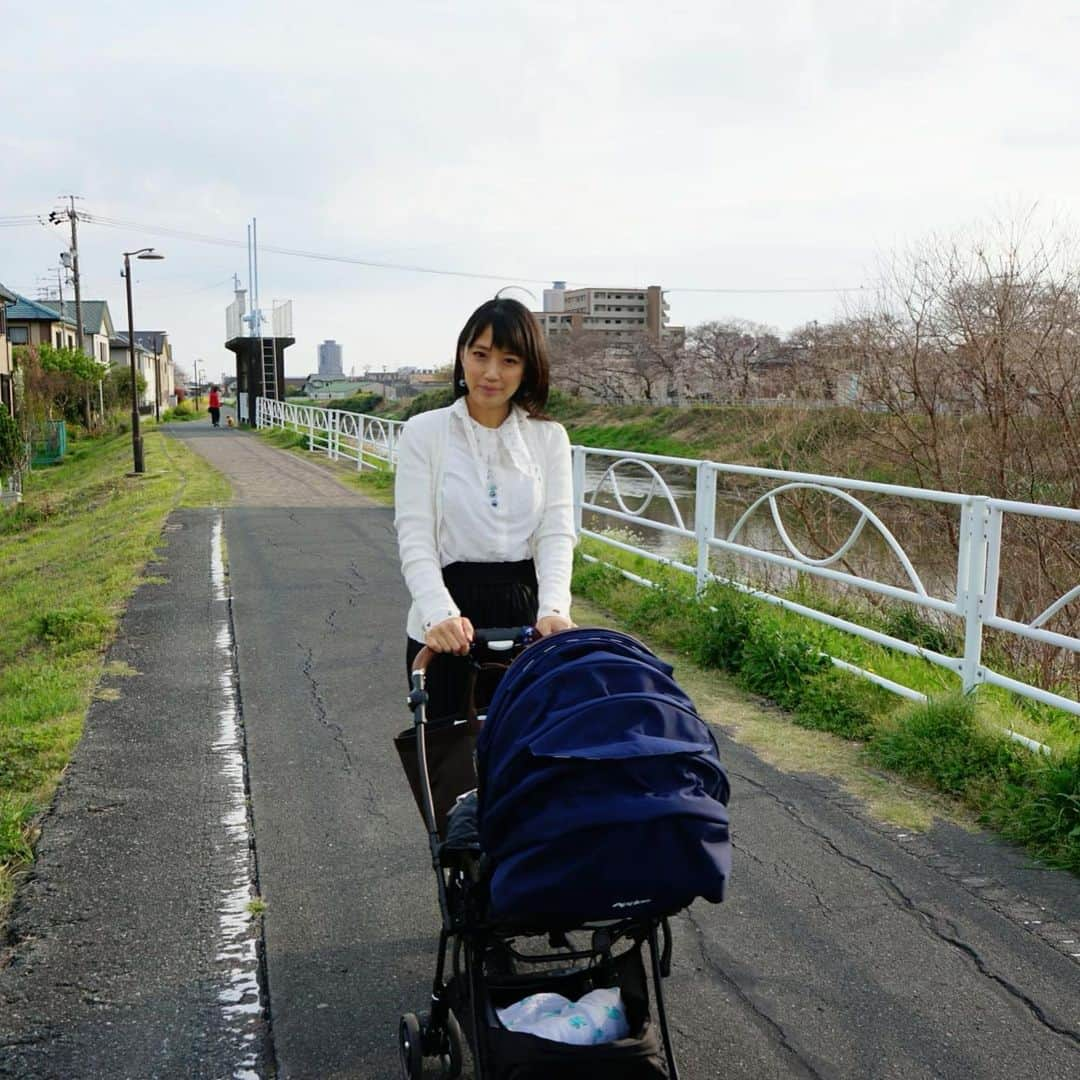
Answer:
[{"left": 398, "top": 627, "right": 682, "bottom": 1080}]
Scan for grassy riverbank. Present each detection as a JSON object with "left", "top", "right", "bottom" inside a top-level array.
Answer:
[{"left": 0, "top": 426, "right": 230, "bottom": 920}]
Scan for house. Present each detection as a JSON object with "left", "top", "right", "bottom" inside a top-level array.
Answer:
[
  {"left": 133, "top": 331, "right": 176, "bottom": 411},
  {"left": 5, "top": 293, "right": 79, "bottom": 352},
  {"left": 0, "top": 282, "right": 16, "bottom": 416},
  {"left": 110, "top": 335, "right": 159, "bottom": 412},
  {"left": 39, "top": 299, "right": 116, "bottom": 371}
]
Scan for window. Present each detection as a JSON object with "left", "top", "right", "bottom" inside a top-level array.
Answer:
[
  {"left": 55, "top": 331, "right": 63, "bottom": 348},
  {"left": 9, "top": 325, "right": 28, "bottom": 345}
]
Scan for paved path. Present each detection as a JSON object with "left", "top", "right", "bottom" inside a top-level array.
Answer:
[{"left": 3, "top": 418, "right": 1078, "bottom": 1079}]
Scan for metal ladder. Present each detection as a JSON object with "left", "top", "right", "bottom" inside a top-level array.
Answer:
[{"left": 261, "top": 337, "right": 278, "bottom": 399}]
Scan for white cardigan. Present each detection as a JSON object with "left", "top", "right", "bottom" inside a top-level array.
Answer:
[{"left": 394, "top": 400, "right": 576, "bottom": 642}]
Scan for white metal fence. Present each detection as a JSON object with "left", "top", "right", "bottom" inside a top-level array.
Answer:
[
  {"left": 256, "top": 396, "right": 402, "bottom": 470},
  {"left": 256, "top": 396, "right": 1080, "bottom": 733}
]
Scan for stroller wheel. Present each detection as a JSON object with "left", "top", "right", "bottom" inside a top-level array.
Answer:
[
  {"left": 439, "top": 1011, "right": 464, "bottom": 1078},
  {"left": 398, "top": 1012, "right": 424, "bottom": 1079}
]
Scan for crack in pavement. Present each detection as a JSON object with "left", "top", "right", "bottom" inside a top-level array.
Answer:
[
  {"left": 299, "top": 644, "right": 355, "bottom": 775},
  {"left": 683, "top": 907, "right": 828, "bottom": 1080},
  {"left": 731, "top": 768, "right": 1080, "bottom": 1047},
  {"left": 297, "top": 644, "right": 389, "bottom": 825}
]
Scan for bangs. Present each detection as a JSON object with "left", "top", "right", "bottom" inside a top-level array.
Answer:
[{"left": 465, "top": 304, "right": 533, "bottom": 359}]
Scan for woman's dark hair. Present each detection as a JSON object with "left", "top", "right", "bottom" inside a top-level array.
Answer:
[{"left": 453, "top": 297, "right": 550, "bottom": 417}]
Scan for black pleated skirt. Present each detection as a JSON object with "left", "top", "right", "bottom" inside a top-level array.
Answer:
[{"left": 405, "top": 559, "right": 538, "bottom": 721}]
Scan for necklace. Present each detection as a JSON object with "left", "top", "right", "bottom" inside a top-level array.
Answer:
[{"left": 468, "top": 420, "right": 500, "bottom": 510}]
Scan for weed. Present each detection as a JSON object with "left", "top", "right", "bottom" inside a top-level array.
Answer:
[
  {"left": 795, "top": 667, "right": 889, "bottom": 740},
  {"left": 986, "top": 750, "right": 1080, "bottom": 872},
  {"left": 738, "top": 617, "right": 828, "bottom": 710},
  {"left": 692, "top": 583, "right": 758, "bottom": 673},
  {"left": 869, "top": 697, "right": 1025, "bottom": 799}
]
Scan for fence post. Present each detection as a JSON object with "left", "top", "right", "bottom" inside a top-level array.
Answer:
[
  {"left": 959, "top": 496, "right": 991, "bottom": 694},
  {"left": 695, "top": 462, "right": 717, "bottom": 596},
  {"left": 572, "top": 446, "right": 586, "bottom": 537},
  {"left": 308, "top": 407, "right": 315, "bottom": 452},
  {"left": 331, "top": 411, "right": 339, "bottom": 460}
]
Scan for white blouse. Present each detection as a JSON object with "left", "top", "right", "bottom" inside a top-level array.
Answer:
[
  {"left": 440, "top": 411, "right": 543, "bottom": 565},
  {"left": 394, "top": 398, "right": 576, "bottom": 641}
]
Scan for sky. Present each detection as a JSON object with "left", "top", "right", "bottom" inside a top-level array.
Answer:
[{"left": 2, "top": 0, "right": 1079, "bottom": 380}]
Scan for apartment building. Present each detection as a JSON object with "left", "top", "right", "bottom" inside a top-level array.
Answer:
[{"left": 534, "top": 281, "right": 684, "bottom": 344}]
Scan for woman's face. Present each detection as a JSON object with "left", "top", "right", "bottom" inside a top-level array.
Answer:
[{"left": 461, "top": 325, "right": 525, "bottom": 415}]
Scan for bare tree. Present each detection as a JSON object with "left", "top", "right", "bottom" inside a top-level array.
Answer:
[{"left": 684, "top": 320, "right": 780, "bottom": 402}]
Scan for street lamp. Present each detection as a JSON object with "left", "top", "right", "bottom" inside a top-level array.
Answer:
[{"left": 122, "top": 247, "right": 164, "bottom": 474}]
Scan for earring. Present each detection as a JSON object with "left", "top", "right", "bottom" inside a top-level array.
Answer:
[{"left": 458, "top": 378, "right": 467, "bottom": 388}]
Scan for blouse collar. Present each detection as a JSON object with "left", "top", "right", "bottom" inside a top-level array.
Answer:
[{"left": 450, "top": 397, "right": 538, "bottom": 477}]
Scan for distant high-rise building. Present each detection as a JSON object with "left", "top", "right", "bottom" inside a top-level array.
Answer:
[{"left": 318, "top": 339, "right": 343, "bottom": 376}]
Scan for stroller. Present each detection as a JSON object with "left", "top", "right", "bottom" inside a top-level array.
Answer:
[{"left": 395, "top": 626, "right": 731, "bottom": 1079}]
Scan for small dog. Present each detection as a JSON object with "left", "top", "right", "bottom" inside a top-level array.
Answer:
[{"left": 226, "top": 415, "right": 235, "bottom": 428}]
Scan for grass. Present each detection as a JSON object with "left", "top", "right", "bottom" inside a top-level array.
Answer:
[{"left": 0, "top": 426, "right": 230, "bottom": 920}]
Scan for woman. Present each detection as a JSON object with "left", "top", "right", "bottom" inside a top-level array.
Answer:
[
  {"left": 208, "top": 384, "right": 222, "bottom": 428},
  {"left": 394, "top": 296, "right": 576, "bottom": 719}
]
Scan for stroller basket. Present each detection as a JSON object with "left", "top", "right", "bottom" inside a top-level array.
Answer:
[{"left": 448, "top": 933, "right": 669, "bottom": 1080}]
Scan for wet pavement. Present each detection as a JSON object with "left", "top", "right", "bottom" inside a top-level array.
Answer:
[{"left": 2, "top": 417, "right": 1078, "bottom": 1079}]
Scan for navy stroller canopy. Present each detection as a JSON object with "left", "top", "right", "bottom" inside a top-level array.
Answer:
[{"left": 477, "top": 628, "right": 731, "bottom": 924}]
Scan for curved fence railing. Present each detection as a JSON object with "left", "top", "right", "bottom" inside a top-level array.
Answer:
[
  {"left": 257, "top": 397, "right": 403, "bottom": 470},
  {"left": 256, "top": 397, "right": 1080, "bottom": 735}
]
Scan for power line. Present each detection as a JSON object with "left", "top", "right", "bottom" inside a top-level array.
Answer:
[{"left": 17, "top": 208, "right": 866, "bottom": 294}]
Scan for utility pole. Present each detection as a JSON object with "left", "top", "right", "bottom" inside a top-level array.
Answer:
[
  {"left": 51, "top": 196, "right": 90, "bottom": 426},
  {"left": 50, "top": 197, "right": 85, "bottom": 355}
]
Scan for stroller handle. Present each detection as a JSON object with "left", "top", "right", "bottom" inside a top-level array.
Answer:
[{"left": 410, "top": 626, "right": 535, "bottom": 675}]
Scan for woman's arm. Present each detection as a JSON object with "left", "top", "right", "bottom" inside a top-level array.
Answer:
[
  {"left": 394, "top": 419, "right": 460, "bottom": 635},
  {"left": 533, "top": 423, "right": 576, "bottom": 632}
]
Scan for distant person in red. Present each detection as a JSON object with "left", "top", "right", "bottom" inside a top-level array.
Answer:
[{"left": 208, "top": 385, "right": 222, "bottom": 428}]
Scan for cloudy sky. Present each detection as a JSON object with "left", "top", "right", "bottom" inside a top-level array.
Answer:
[{"left": 3, "top": 0, "right": 1079, "bottom": 379}]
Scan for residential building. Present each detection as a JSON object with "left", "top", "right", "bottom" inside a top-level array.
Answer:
[
  {"left": 5, "top": 293, "right": 79, "bottom": 352},
  {"left": 39, "top": 299, "right": 116, "bottom": 370},
  {"left": 110, "top": 335, "right": 159, "bottom": 411},
  {"left": 0, "top": 282, "right": 16, "bottom": 416},
  {"left": 317, "top": 339, "right": 343, "bottom": 376},
  {"left": 133, "top": 331, "right": 176, "bottom": 410},
  {"left": 533, "top": 282, "right": 684, "bottom": 345}
]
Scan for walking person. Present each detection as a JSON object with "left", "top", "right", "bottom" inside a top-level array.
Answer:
[
  {"left": 394, "top": 296, "right": 576, "bottom": 720},
  {"left": 208, "top": 384, "right": 221, "bottom": 428}
]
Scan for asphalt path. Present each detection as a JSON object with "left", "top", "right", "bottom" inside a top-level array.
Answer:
[{"left": 4, "top": 417, "right": 1078, "bottom": 1079}]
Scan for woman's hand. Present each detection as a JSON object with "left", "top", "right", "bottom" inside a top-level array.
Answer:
[
  {"left": 425, "top": 616, "right": 475, "bottom": 655},
  {"left": 536, "top": 614, "right": 574, "bottom": 637}
]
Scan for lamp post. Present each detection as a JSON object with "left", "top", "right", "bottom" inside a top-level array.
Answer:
[
  {"left": 194, "top": 359, "right": 202, "bottom": 411},
  {"left": 122, "top": 248, "right": 164, "bottom": 474}
]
